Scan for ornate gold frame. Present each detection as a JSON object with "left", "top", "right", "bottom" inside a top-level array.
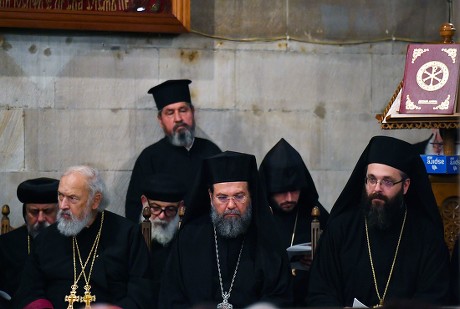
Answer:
[{"left": 0, "top": 0, "right": 189, "bottom": 33}]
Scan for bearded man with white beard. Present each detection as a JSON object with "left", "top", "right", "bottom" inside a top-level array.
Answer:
[
  {"left": 0, "top": 177, "right": 58, "bottom": 307},
  {"left": 159, "top": 151, "right": 293, "bottom": 308},
  {"left": 13, "top": 165, "right": 154, "bottom": 309},
  {"left": 307, "top": 136, "right": 450, "bottom": 307},
  {"left": 139, "top": 173, "right": 186, "bottom": 308}
]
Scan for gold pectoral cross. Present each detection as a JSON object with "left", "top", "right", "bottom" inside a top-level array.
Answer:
[
  {"left": 81, "top": 284, "right": 96, "bottom": 309},
  {"left": 65, "top": 284, "right": 79, "bottom": 309},
  {"left": 373, "top": 300, "right": 384, "bottom": 308}
]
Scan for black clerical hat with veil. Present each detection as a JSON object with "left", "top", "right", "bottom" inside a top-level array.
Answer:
[
  {"left": 182, "top": 151, "right": 285, "bottom": 250},
  {"left": 148, "top": 79, "right": 192, "bottom": 111},
  {"left": 258, "top": 138, "right": 321, "bottom": 210},
  {"left": 328, "top": 135, "right": 443, "bottom": 234}
]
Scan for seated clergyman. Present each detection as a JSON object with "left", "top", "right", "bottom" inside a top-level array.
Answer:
[
  {"left": 13, "top": 165, "right": 154, "bottom": 309},
  {"left": 307, "top": 136, "right": 450, "bottom": 307},
  {"left": 0, "top": 177, "right": 59, "bottom": 305},
  {"left": 159, "top": 151, "right": 293, "bottom": 308},
  {"left": 140, "top": 173, "right": 186, "bottom": 308}
]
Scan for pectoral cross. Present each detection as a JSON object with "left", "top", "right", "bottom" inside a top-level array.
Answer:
[
  {"left": 81, "top": 284, "right": 96, "bottom": 309},
  {"left": 217, "top": 292, "right": 233, "bottom": 309},
  {"left": 65, "top": 284, "right": 79, "bottom": 309}
]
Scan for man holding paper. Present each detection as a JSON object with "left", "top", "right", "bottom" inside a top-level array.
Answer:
[{"left": 259, "top": 138, "right": 329, "bottom": 306}]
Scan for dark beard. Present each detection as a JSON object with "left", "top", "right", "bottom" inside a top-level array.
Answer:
[
  {"left": 361, "top": 188, "right": 405, "bottom": 230},
  {"left": 270, "top": 197, "right": 297, "bottom": 213}
]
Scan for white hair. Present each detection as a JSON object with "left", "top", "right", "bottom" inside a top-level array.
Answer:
[{"left": 62, "top": 165, "right": 108, "bottom": 210}]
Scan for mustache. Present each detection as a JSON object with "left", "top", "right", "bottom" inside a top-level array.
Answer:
[
  {"left": 224, "top": 209, "right": 241, "bottom": 216},
  {"left": 173, "top": 123, "right": 191, "bottom": 131},
  {"left": 58, "top": 209, "right": 73, "bottom": 219},
  {"left": 280, "top": 202, "right": 296, "bottom": 207},
  {"left": 369, "top": 193, "right": 389, "bottom": 202}
]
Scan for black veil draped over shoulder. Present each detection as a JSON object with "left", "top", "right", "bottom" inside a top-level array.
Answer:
[{"left": 159, "top": 151, "right": 293, "bottom": 308}]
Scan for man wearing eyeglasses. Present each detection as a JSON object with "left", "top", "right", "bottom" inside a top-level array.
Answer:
[
  {"left": 159, "top": 151, "right": 293, "bottom": 308},
  {"left": 140, "top": 173, "right": 186, "bottom": 308},
  {"left": 125, "top": 79, "right": 221, "bottom": 223},
  {"left": 307, "top": 136, "right": 450, "bottom": 308}
]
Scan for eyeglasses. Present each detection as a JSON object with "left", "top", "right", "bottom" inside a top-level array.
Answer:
[
  {"left": 148, "top": 203, "right": 179, "bottom": 217},
  {"left": 365, "top": 176, "right": 406, "bottom": 189},
  {"left": 213, "top": 193, "right": 247, "bottom": 205}
]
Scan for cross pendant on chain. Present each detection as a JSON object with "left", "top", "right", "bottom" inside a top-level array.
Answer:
[
  {"left": 81, "top": 284, "right": 96, "bottom": 309},
  {"left": 65, "top": 284, "right": 79, "bottom": 309},
  {"left": 217, "top": 292, "right": 233, "bottom": 309}
]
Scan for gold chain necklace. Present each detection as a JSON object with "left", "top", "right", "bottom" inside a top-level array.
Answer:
[
  {"left": 365, "top": 209, "right": 407, "bottom": 308},
  {"left": 65, "top": 211, "right": 104, "bottom": 309},
  {"left": 290, "top": 209, "right": 299, "bottom": 276}
]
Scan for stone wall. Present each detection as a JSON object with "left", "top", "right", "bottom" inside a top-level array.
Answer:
[{"left": 0, "top": 27, "right": 443, "bottom": 227}]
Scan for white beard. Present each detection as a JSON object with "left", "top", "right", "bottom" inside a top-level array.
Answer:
[
  {"left": 150, "top": 215, "right": 180, "bottom": 245},
  {"left": 57, "top": 207, "right": 94, "bottom": 237}
]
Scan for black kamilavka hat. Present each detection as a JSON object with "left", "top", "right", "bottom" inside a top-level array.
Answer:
[
  {"left": 203, "top": 151, "right": 256, "bottom": 186},
  {"left": 142, "top": 173, "right": 186, "bottom": 202},
  {"left": 148, "top": 79, "right": 192, "bottom": 110}
]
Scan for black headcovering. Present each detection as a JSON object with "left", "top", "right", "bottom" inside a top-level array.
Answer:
[
  {"left": 17, "top": 177, "right": 59, "bottom": 204},
  {"left": 204, "top": 151, "right": 254, "bottom": 186},
  {"left": 367, "top": 136, "right": 415, "bottom": 175},
  {"left": 329, "top": 135, "right": 443, "bottom": 232},
  {"left": 182, "top": 151, "right": 284, "bottom": 250},
  {"left": 258, "top": 138, "right": 321, "bottom": 208},
  {"left": 141, "top": 173, "right": 186, "bottom": 202},
  {"left": 147, "top": 79, "right": 192, "bottom": 111}
]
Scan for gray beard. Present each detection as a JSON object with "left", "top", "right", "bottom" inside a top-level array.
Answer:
[
  {"left": 168, "top": 125, "right": 195, "bottom": 147},
  {"left": 210, "top": 202, "right": 252, "bottom": 238},
  {"left": 28, "top": 221, "right": 51, "bottom": 238},
  {"left": 151, "top": 215, "right": 180, "bottom": 245},
  {"left": 57, "top": 207, "right": 94, "bottom": 236}
]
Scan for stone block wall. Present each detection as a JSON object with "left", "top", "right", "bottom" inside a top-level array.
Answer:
[{"left": 0, "top": 31, "right": 434, "bottom": 227}]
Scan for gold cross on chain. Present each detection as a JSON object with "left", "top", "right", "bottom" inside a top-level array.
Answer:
[
  {"left": 65, "top": 284, "right": 79, "bottom": 309},
  {"left": 80, "top": 284, "right": 96, "bottom": 309}
]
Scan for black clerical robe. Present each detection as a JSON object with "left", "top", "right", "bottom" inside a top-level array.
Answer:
[
  {"left": 0, "top": 225, "right": 29, "bottom": 303},
  {"left": 159, "top": 215, "right": 292, "bottom": 309},
  {"left": 307, "top": 207, "right": 450, "bottom": 307},
  {"left": 150, "top": 239, "right": 173, "bottom": 308},
  {"left": 273, "top": 203, "right": 329, "bottom": 306},
  {"left": 13, "top": 211, "right": 154, "bottom": 309},
  {"left": 125, "top": 137, "right": 221, "bottom": 222}
]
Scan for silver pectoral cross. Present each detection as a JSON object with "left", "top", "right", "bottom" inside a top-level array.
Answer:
[{"left": 217, "top": 292, "right": 233, "bottom": 309}]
